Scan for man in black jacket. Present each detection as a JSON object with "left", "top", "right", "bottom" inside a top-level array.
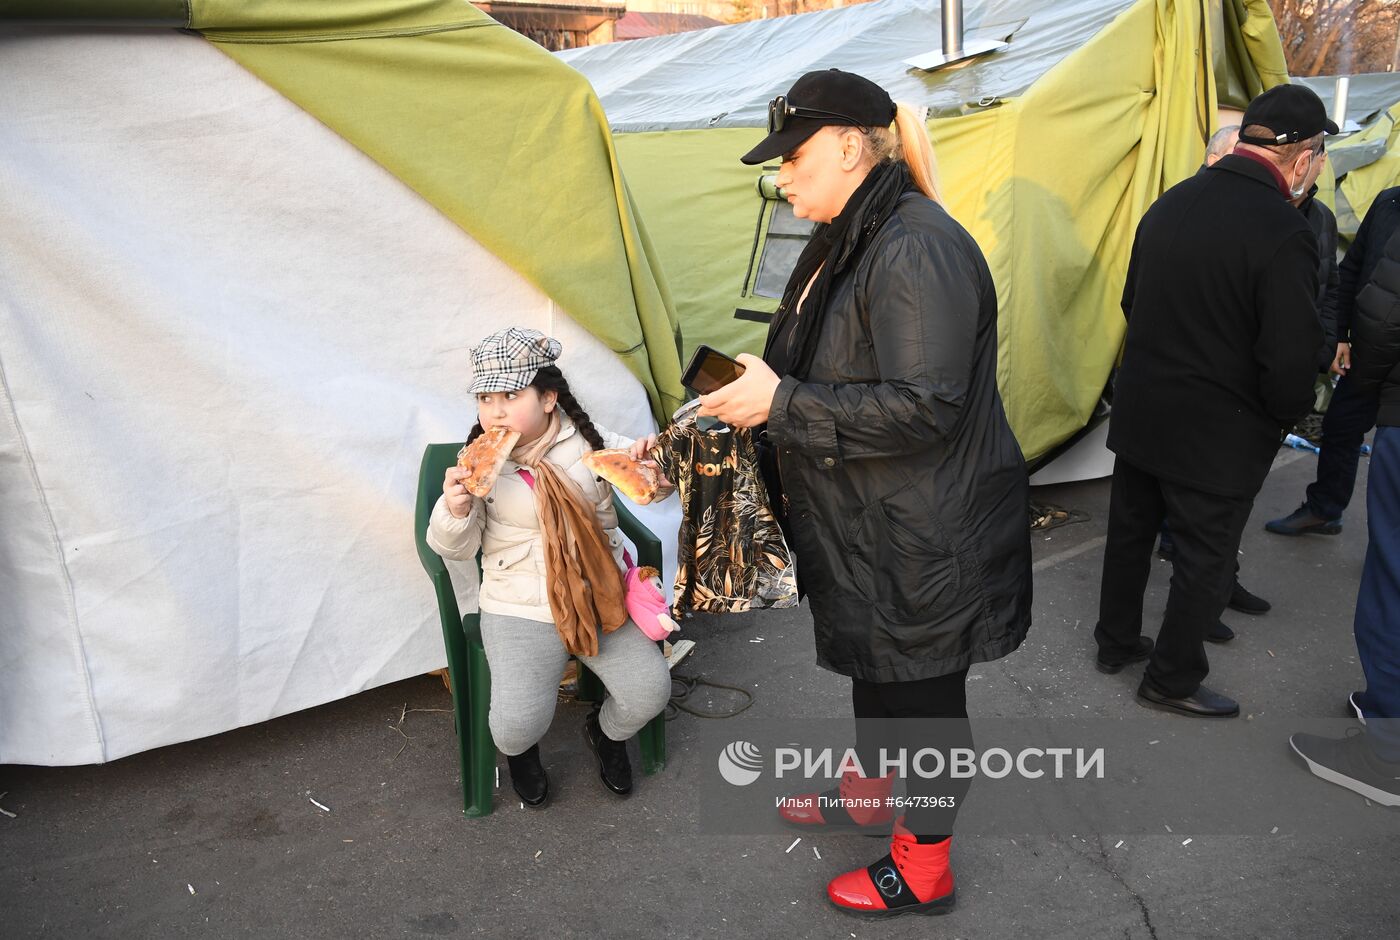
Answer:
[
  {"left": 1093, "top": 85, "right": 1332, "bottom": 718},
  {"left": 1266, "top": 187, "right": 1400, "bottom": 536},
  {"left": 1290, "top": 217, "right": 1400, "bottom": 805},
  {"left": 1155, "top": 123, "right": 1282, "bottom": 632},
  {"left": 1298, "top": 183, "right": 1341, "bottom": 356}
]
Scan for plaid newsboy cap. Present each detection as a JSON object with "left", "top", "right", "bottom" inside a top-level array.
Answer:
[{"left": 468, "top": 327, "right": 563, "bottom": 394}]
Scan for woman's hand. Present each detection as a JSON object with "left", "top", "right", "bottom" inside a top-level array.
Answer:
[
  {"left": 1331, "top": 341, "right": 1351, "bottom": 377},
  {"left": 629, "top": 433, "right": 674, "bottom": 491},
  {"left": 443, "top": 467, "right": 474, "bottom": 519},
  {"left": 630, "top": 434, "right": 659, "bottom": 462},
  {"left": 697, "top": 354, "right": 781, "bottom": 429}
]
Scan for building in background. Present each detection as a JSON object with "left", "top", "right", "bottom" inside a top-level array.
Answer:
[
  {"left": 616, "top": 10, "right": 725, "bottom": 40},
  {"left": 474, "top": 0, "right": 870, "bottom": 48},
  {"left": 473, "top": 0, "right": 625, "bottom": 50},
  {"left": 624, "top": 0, "right": 736, "bottom": 18}
]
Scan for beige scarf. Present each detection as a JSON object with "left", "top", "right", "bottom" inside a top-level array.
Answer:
[{"left": 512, "top": 411, "right": 628, "bottom": 656}]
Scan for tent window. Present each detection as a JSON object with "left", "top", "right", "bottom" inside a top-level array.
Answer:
[
  {"left": 744, "top": 175, "right": 817, "bottom": 300},
  {"left": 754, "top": 201, "right": 817, "bottom": 298}
]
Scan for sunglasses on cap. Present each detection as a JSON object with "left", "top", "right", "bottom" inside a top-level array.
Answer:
[{"left": 767, "top": 94, "right": 865, "bottom": 135}]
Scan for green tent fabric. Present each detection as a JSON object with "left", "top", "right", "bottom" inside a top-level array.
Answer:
[
  {"left": 1298, "top": 74, "right": 1400, "bottom": 242},
  {"left": 1335, "top": 101, "right": 1400, "bottom": 237},
  {"left": 564, "top": 0, "right": 1289, "bottom": 462},
  {"left": 1213, "top": 0, "right": 1289, "bottom": 109},
  {"left": 7, "top": 0, "right": 687, "bottom": 422}
]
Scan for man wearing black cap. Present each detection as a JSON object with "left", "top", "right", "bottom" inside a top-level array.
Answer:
[{"left": 1093, "top": 84, "right": 1333, "bottom": 718}]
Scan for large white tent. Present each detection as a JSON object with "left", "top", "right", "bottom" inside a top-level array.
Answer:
[{"left": 0, "top": 23, "right": 682, "bottom": 766}]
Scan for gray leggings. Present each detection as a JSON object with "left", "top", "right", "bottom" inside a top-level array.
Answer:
[{"left": 479, "top": 612, "right": 672, "bottom": 756}]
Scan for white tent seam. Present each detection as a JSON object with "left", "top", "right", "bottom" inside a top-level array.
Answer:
[{"left": 0, "top": 347, "right": 107, "bottom": 760}]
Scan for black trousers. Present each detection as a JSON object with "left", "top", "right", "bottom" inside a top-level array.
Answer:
[
  {"left": 1306, "top": 373, "right": 1380, "bottom": 520},
  {"left": 853, "top": 668, "right": 970, "bottom": 842},
  {"left": 1094, "top": 458, "right": 1254, "bottom": 697}
]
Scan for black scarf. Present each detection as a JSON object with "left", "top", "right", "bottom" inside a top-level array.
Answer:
[{"left": 762, "top": 160, "right": 917, "bottom": 379}]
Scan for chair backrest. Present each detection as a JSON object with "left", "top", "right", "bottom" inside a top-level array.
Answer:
[{"left": 415, "top": 443, "right": 470, "bottom": 629}]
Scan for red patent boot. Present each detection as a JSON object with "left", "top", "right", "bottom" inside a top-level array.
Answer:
[
  {"left": 777, "top": 769, "right": 895, "bottom": 833},
  {"left": 826, "top": 817, "right": 956, "bottom": 918}
]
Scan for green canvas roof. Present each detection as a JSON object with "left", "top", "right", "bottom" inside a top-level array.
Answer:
[{"left": 559, "top": 0, "right": 1291, "bottom": 462}]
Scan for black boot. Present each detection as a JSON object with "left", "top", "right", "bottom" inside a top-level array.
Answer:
[
  {"left": 1227, "top": 579, "right": 1271, "bottom": 615},
  {"left": 506, "top": 745, "right": 549, "bottom": 807},
  {"left": 1206, "top": 620, "right": 1235, "bottom": 644},
  {"left": 583, "top": 707, "right": 633, "bottom": 796}
]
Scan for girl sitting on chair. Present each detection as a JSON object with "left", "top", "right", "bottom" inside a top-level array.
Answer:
[{"left": 427, "top": 327, "right": 672, "bottom": 807}]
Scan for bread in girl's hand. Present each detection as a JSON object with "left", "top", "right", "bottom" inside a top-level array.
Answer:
[
  {"left": 582, "top": 448, "right": 661, "bottom": 505},
  {"left": 457, "top": 426, "right": 522, "bottom": 497}
]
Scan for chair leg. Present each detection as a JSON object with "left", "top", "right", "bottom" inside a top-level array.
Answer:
[
  {"left": 638, "top": 710, "right": 667, "bottom": 775},
  {"left": 576, "top": 658, "right": 605, "bottom": 704},
  {"left": 464, "top": 634, "right": 496, "bottom": 817}
]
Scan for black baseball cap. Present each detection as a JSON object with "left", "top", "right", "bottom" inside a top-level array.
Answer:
[
  {"left": 740, "top": 69, "right": 897, "bottom": 166},
  {"left": 1238, "top": 84, "right": 1339, "bottom": 146}
]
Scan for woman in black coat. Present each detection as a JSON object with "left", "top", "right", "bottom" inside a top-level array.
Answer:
[{"left": 700, "top": 69, "right": 1031, "bottom": 918}]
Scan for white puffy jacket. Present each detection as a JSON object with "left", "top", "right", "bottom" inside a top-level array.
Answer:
[{"left": 426, "top": 415, "right": 637, "bottom": 624}]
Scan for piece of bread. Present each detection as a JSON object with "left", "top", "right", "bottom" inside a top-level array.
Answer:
[
  {"left": 582, "top": 448, "right": 661, "bottom": 505},
  {"left": 457, "top": 426, "right": 522, "bottom": 498}
]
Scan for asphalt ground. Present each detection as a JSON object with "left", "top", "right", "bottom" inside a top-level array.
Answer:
[{"left": 3, "top": 446, "right": 1398, "bottom": 938}]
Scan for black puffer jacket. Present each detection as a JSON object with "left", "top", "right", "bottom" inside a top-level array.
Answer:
[
  {"left": 1348, "top": 223, "right": 1400, "bottom": 427},
  {"left": 1336, "top": 186, "right": 1400, "bottom": 343},
  {"left": 761, "top": 191, "right": 1031, "bottom": 683}
]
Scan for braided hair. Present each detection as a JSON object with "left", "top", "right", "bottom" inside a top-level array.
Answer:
[{"left": 464, "top": 365, "right": 606, "bottom": 451}]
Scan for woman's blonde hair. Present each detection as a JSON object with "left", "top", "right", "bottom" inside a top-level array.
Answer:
[{"left": 840, "top": 102, "right": 942, "bottom": 204}]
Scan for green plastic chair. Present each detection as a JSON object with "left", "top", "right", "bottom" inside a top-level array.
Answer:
[{"left": 414, "top": 443, "right": 668, "bottom": 817}]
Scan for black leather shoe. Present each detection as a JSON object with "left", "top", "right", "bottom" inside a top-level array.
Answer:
[
  {"left": 1264, "top": 503, "right": 1342, "bottom": 536},
  {"left": 583, "top": 708, "right": 633, "bottom": 796},
  {"left": 1137, "top": 681, "right": 1240, "bottom": 718},
  {"left": 1227, "top": 580, "right": 1271, "bottom": 615},
  {"left": 1095, "top": 636, "right": 1154, "bottom": 674},
  {"left": 506, "top": 745, "right": 549, "bottom": 807},
  {"left": 1206, "top": 620, "right": 1235, "bottom": 644}
]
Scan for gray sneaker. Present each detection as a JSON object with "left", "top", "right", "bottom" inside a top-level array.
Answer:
[
  {"left": 1289, "top": 731, "right": 1400, "bottom": 807},
  {"left": 1349, "top": 691, "right": 1367, "bottom": 726}
]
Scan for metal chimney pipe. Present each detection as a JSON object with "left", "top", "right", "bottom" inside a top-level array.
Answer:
[
  {"left": 905, "top": 0, "right": 1003, "bottom": 72},
  {"left": 1333, "top": 75, "right": 1351, "bottom": 132},
  {"left": 942, "top": 0, "right": 964, "bottom": 60}
]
